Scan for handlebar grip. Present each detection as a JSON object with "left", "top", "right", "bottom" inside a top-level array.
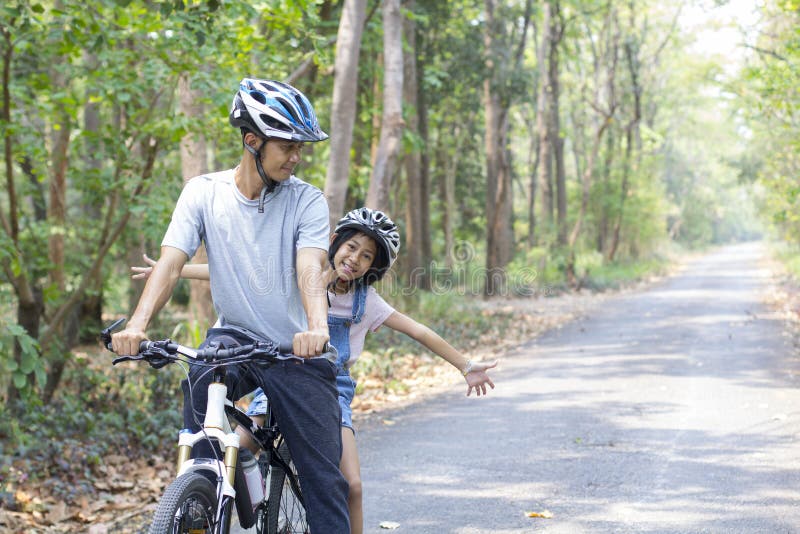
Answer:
[{"left": 276, "top": 342, "right": 334, "bottom": 354}]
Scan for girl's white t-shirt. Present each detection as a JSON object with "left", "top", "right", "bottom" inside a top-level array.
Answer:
[{"left": 328, "top": 286, "right": 395, "bottom": 367}]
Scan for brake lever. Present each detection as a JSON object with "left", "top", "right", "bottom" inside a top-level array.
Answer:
[
  {"left": 112, "top": 354, "right": 145, "bottom": 365},
  {"left": 100, "top": 318, "right": 127, "bottom": 350}
]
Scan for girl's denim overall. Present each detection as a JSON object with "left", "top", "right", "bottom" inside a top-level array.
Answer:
[
  {"left": 247, "top": 282, "right": 367, "bottom": 431},
  {"left": 329, "top": 282, "right": 367, "bottom": 430}
]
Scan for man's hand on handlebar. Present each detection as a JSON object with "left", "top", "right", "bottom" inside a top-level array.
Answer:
[
  {"left": 112, "top": 326, "right": 149, "bottom": 356},
  {"left": 293, "top": 328, "right": 330, "bottom": 358}
]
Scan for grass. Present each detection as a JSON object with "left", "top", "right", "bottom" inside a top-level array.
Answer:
[{"left": 772, "top": 242, "right": 800, "bottom": 280}]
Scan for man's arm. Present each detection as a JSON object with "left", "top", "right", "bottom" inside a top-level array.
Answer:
[
  {"left": 294, "top": 247, "right": 330, "bottom": 357},
  {"left": 111, "top": 246, "right": 189, "bottom": 355}
]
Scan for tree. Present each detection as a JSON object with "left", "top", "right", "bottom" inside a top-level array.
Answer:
[
  {"left": 324, "top": 0, "right": 368, "bottom": 228},
  {"left": 483, "top": 0, "right": 532, "bottom": 296},
  {"left": 179, "top": 73, "right": 214, "bottom": 329},
  {"left": 366, "top": 0, "right": 404, "bottom": 212},
  {"left": 564, "top": 2, "right": 619, "bottom": 282},
  {"left": 0, "top": 0, "right": 244, "bottom": 404},
  {"left": 402, "top": 0, "right": 432, "bottom": 290}
]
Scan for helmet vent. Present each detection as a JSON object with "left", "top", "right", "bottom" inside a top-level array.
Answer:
[
  {"left": 275, "top": 97, "right": 300, "bottom": 124},
  {"left": 294, "top": 96, "right": 310, "bottom": 120},
  {"left": 260, "top": 114, "right": 292, "bottom": 132},
  {"left": 248, "top": 91, "right": 267, "bottom": 105}
]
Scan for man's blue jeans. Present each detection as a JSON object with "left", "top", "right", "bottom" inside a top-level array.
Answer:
[{"left": 180, "top": 328, "right": 350, "bottom": 533}]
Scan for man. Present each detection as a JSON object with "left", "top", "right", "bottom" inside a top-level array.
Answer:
[{"left": 112, "top": 78, "right": 349, "bottom": 532}]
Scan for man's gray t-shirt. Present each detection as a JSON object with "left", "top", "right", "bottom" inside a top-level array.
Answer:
[{"left": 161, "top": 169, "right": 329, "bottom": 347}]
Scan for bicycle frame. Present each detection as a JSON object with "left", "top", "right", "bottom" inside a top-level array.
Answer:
[{"left": 100, "top": 319, "right": 316, "bottom": 533}]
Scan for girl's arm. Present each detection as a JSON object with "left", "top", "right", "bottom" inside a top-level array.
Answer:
[
  {"left": 132, "top": 253, "right": 210, "bottom": 281},
  {"left": 382, "top": 311, "right": 497, "bottom": 397}
]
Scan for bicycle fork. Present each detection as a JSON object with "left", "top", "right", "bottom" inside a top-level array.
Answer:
[{"left": 177, "top": 380, "right": 241, "bottom": 531}]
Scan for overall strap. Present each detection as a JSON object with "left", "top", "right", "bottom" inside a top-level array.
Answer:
[{"left": 350, "top": 282, "right": 368, "bottom": 324}]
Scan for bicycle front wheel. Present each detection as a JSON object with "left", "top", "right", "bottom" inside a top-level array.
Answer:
[
  {"left": 149, "top": 471, "right": 231, "bottom": 534},
  {"left": 264, "top": 441, "right": 308, "bottom": 534}
]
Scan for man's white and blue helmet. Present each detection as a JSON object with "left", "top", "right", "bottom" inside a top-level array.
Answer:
[{"left": 229, "top": 78, "right": 328, "bottom": 142}]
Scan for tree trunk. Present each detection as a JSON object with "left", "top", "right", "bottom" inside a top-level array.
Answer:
[
  {"left": 545, "top": 0, "right": 566, "bottom": 246},
  {"left": 568, "top": 7, "right": 619, "bottom": 251},
  {"left": 42, "top": 57, "right": 74, "bottom": 403},
  {"left": 179, "top": 74, "right": 215, "bottom": 329},
  {"left": 484, "top": 0, "right": 532, "bottom": 296},
  {"left": 483, "top": 0, "right": 520, "bottom": 297},
  {"left": 417, "top": 60, "right": 432, "bottom": 270},
  {"left": 324, "top": 0, "right": 367, "bottom": 227},
  {"left": 402, "top": 0, "right": 430, "bottom": 290},
  {"left": 366, "top": 0, "right": 404, "bottom": 212},
  {"left": 526, "top": 106, "right": 540, "bottom": 248},
  {"left": 536, "top": 2, "right": 553, "bottom": 231},
  {"left": 607, "top": 128, "right": 632, "bottom": 262},
  {"left": 79, "top": 51, "right": 104, "bottom": 342},
  {"left": 607, "top": 21, "right": 643, "bottom": 262},
  {"left": 597, "top": 129, "right": 616, "bottom": 254},
  {"left": 439, "top": 124, "right": 463, "bottom": 271}
]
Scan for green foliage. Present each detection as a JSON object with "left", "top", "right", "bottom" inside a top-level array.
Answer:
[
  {"left": 0, "top": 352, "right": 183, "bottom": 490},
  {"left": 770, "top": 242, "right": 800, "bottom": 280},
  {"left": 0, "top": 323, "right": 44, "bottom": 398},
  {"left": 0, "top": 0, "right": 344, "bottom": 404},
  {"left": 580, "top": 255, "right": 670, "bottom": 291},
  {"left": 737, "top": 2, "right": 800, "bottom": 243}
]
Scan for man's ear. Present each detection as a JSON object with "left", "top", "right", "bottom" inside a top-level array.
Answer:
[{"left": 243, "top": 132, "right": 259, "bottom": 148}]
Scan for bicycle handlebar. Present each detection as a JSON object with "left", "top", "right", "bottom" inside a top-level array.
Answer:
[{"left": 100, "top": 318, "right": 335, "bottom": 368}]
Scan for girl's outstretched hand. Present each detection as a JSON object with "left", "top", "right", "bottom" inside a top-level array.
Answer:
[
  {"left": 465, "top": 359, "right": 498, "bottom": 397},
  {"left": 131, "top": 253, "right": 157, "bottom": 280}
]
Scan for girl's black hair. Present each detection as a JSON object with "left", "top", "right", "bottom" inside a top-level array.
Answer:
[{"left": 328, "top": 228, "right": 390, "bottom": 286}]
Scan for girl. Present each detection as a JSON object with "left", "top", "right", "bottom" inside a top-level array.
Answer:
[{"left": 133, "top": 207, "right": 497, "bottom": 534}]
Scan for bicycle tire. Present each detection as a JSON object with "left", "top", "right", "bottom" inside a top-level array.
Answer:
[
  {"left": 149, "top": 471, "right": 230, "bottom": 534},
  {"left": 264, "top": 441, "right": 308, "bottom": 534}
]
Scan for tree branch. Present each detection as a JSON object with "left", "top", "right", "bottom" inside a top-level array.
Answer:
[
  {"left": 287, "top": 0, "right": 379, "bottom": 86},
  {"left": 39, "top": 138, "right": 159, "bottom": 350},
  {"left": 744, "top": 43, "right": 787, "bottom": 62}
]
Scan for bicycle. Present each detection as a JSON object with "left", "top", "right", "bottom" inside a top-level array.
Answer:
[{"left": 101, "top": 318, "right": 335, "bottom": 534}]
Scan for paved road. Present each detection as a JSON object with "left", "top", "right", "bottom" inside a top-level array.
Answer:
[{"left": 357, "top": 243, "right": 800, "bottom": 533}]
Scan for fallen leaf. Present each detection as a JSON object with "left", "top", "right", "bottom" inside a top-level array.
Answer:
[
  {"left": 525, "top": 509, "right": 554, "bottom": 519},
  {"left": 380, "top": 521, "right": 401, "bottom": 529},
  {"left": 46, "top": 501, "right": 70, "bottom": 524},
  {"left": 109, "top": 478, "right": 135, "bottom": 491},
  {"left": 105, "top": 454, "right": 128, "bottom": 465},
  {"left": 14, "top": 490, "right": 32, "bottom": 506},
  {"left": 76, "top": 511, "right": 97, "bottom": 523}
]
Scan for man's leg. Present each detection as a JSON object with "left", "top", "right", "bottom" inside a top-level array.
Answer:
[{"left": 260, "top": 359, "right": 350, "bottom": 533}]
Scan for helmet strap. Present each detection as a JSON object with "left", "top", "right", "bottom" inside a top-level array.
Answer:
[{"left": 243, "top": 136, "right": 278, "bottom": 213}]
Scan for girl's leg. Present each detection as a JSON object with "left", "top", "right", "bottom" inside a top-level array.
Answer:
[
  {"left": 235, "top": 414, "right": 265, "bottom": 455},
  {"left": 340, "top": 427, "right": 363, "bottom": 534}
]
